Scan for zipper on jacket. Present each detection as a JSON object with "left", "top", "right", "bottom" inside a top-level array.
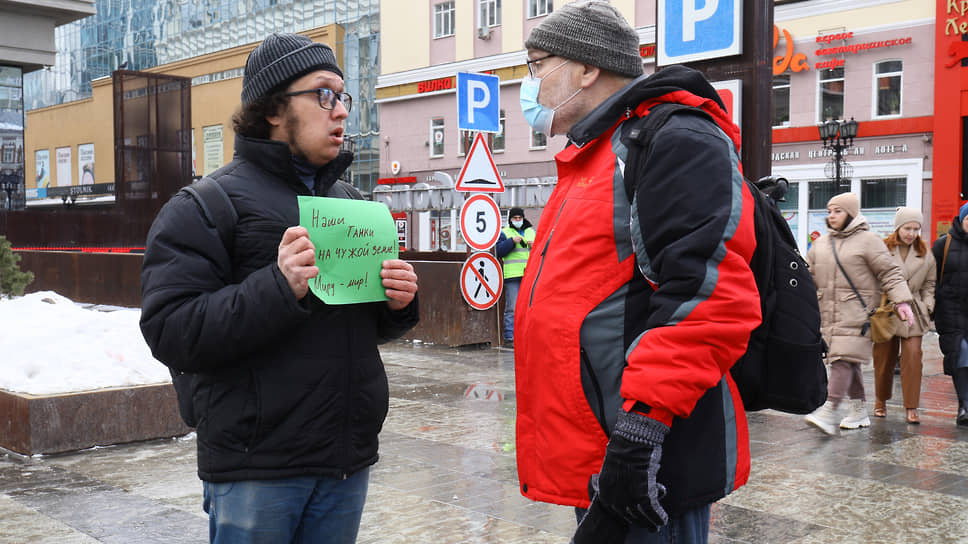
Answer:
[
  {"left": 528, "top": 199, "right": 569, "bottom": 307},
  {"left": 580, "top": 348, "right": 609, "bottom": 435}
]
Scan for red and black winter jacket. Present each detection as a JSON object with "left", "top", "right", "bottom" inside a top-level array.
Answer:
[{"left": 514, "top": 66, "right": 760, "bottom": 513}]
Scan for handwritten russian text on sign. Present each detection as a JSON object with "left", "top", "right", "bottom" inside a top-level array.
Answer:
[
  {"left": 460, "top": 252, "right": 503, "bottom": 310},
  {"left": 298, "top": 196, "right": 398, "bottom": 305}
]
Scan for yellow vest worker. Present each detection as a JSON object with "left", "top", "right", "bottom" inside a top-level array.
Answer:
[{"left": 496, "top": 207, "right": 536, "bottom": 345}]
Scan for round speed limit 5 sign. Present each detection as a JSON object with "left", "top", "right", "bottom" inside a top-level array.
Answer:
[{"left": 459, "top": 193, "right": 501, "bottom": 251}]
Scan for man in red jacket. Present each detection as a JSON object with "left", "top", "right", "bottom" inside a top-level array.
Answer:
[{"left": 514, "top": 2, "right": 761, "bottom": 542}]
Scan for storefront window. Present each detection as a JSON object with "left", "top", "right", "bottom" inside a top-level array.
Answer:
[
  {"left": 0, "top": 65, "right": 25, "bottom": 211},
  {"left": 862, "top": 177, "right": 906, "bottom": 208},
  {"left": 808, "top": 179, "right": 850, "bottom": 210},
  {"left": 779, "top": 180, "right": 799, "bottom": 240},
  {"left": 773, "top": 75, "right": 790, "bottom": 127},
  {"left": 874, "top": 60, "right": 902, "bottom": 117},
  {"left": 819, "top": 67, "right": 844, "bottom": 122}
]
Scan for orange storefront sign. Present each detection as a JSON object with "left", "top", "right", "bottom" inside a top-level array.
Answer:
[{"left": 773, "top": 26, "right": 808, "bottom": 75}]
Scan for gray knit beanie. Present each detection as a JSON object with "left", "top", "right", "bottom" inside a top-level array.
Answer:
[
  {"left": 524, "top": 1, "right": 643, "bottom": 78},
  {"left": 241, "top": 33, "right": 342, "bottom": 105}
]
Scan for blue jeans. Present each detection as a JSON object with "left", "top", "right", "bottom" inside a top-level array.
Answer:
[
  {"left": 503, "top": 277, "right": 521, "bottom": 341},
  {"left": 203, "top": 467, "right": 369, "bottom": 544},
  {"left": 575, "top": 503, "right": 711, "bottom": 544}
]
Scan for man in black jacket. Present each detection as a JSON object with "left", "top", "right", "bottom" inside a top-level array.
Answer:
[
  {"left": 140, "top": 33, "right": 418, "bottom": 543},
  {"left": 933, "top": 202, "right": 968, "bottom": 427}
]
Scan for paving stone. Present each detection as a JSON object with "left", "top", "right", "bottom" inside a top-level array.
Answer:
[{"left": 0, "top": 333, "right": 965, "bottom": 543}]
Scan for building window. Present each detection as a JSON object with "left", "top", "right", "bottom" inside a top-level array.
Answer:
[
  {"left": 430, "top": 117, "right": 445, "bottom": 157},
  {"left": 773, "top": 75, "right": 790, "bottom": 127},
  {"left": 529, "top": 0, "right": 553, "bottom": 18},
  {"left": 530, "top": 128, "right": 547, "bottom": 149},
  {"left": 459, "top": 130, "right": 478, "bottom": 156},
  {"left": 493, "top": 109, "right": 506, "bottom": 152},
  {"left": 818, "top": 67, "right": 844, "bottom": 122},
  {"left": 862, "top": 177, "right": 906, "bottom": 208},
  {"left": 808, "top": 180, "right": 851, "bottom": 210},
  {"left": 480, "top": 0, "right": 501, "bottom": 27},
  {"left": 434, "top": 2, "right": 455, "bottom": 38},
  {"left": 874, "top": 60, "right": 902, "bottom": 117},
  {"left": 459, "top": 110, "right": 505, "bottom": 155}
]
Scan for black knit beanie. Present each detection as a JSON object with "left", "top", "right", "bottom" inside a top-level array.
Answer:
[
  {"left": 509, "top": 207, "right": 525, "bottom": 218},
  {"left": 524, "top": 1, "right": 643, "bottom": 78},
  {"left": 241, "top": 33, "right": 343, "bottom": 105}
]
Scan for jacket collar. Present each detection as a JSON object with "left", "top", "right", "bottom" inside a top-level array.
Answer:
[
  {"left": 830, "top": 215, "right": 870, "bottom": 237},
  {"left": 234, "top": 134, "right": 355, "bottom": 195}
]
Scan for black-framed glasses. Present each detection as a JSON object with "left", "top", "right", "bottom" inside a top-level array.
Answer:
[
  {"left": 526, "top": 54, "right": 556, "bottom": 78},
  {"left": 284, "top": 88, "right": 353, "bottom": 112}
]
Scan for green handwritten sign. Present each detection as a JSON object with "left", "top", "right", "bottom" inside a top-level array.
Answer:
[{"left": 298, "top": 196, "right": 398, "bottom": 304}]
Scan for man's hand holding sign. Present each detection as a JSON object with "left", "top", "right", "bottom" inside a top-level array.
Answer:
[{"left": 280, "top": 196, "right": 417, "bottom": 307}]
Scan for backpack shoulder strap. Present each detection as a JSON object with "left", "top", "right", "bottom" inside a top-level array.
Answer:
[
  {"left": 621, "top": 102, "right": 715, "bottom": 200},
  {"left": 940, "top": 234, "right": 952, "bottom": 284},
  {"left": 181, "top": 177, "right": 238, "bottom": 251}
]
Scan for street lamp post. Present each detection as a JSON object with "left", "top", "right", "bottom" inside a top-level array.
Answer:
[{"left": 818, "top": 117, "right": 859, "bottom": 189}]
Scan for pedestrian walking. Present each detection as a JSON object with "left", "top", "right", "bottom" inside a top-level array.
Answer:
[
  {"left": 495, "top": 207, "right": 535, "bottom": 347},
  {"left": 139, "top": 32, "right": 419, "bottom": 544},
  {"left": 932, "top": 202, "right": 968, "bottom": 427},
  {"left": 513, "top": 2, "right": 761, "bottom": 542},
  {"left": 805, "top": 192, "right": 914, "bottom": 435},
  {"left": 871, "top": 207, "right": 936, "bottom": 424}
]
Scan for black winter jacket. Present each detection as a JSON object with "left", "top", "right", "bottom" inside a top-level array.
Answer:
[
  {"left": 934, "top": 217, "right": 968, "bottom": 375},
  {"left": 140, "top": 135, "right": 419, "bottom": 482}
]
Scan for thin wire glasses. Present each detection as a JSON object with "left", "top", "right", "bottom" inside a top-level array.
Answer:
[
  {"left": 284, "top": 88, "right": 353, "bottom": 112},
  {"left": 526, "top": 54, "right": 556, "bottom": 78}
]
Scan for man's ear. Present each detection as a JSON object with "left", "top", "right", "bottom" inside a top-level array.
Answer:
[
  {"left": 580, "top": 63, "right": 601, "bottom": 88},
  {"left": 266, "top": 111, "right": 284, "bottom": 128}
]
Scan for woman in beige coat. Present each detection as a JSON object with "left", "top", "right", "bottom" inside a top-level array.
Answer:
[
  {"left": 871, "top": 208, "right": 936, "bottom": 424},
  {"left": 804, "top": 192, "right": 915, "bottom": 435}
]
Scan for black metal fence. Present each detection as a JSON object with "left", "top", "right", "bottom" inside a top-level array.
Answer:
[{"left": 0, "top": 70, "right": 191, "bottom": 249}]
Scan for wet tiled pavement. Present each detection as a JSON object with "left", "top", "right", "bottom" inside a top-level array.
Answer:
[{"left": 1, "top": 333, "right": 967, "bottom": 543}]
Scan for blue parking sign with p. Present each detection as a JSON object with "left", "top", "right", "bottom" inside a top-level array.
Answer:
[
  {"left": 457, "top": 72, "right": 500, "bottom": 133},
  {"left": 658, "top": 0, "right": 742, "bottom": 65}
]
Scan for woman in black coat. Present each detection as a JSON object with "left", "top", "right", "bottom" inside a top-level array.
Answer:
[{"left": 933, "top": 203, "right": 968, "bottom": 426}]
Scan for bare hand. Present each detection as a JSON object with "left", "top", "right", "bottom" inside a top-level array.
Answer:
[
  {"left": 381, "top": 259, "right": 418, "bottom": 311},
  {"left": 512, "top": 236, "right": 523, "bottom": 244},
  {"left": 277, "top": 226, "right": 318, "bottom": 300},
  {"left": 895, "top": 302, "right": 915, "bottom": 327}
]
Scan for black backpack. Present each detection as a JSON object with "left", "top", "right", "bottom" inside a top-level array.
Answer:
[
  {"left": 621, "top": 103, "right": 827, "bottom": 414},
  {"left": 166, "top": 177, "right": 238, "bottom": 427}
]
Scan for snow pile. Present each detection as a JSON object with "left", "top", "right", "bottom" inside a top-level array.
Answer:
[{"left": 0, "top": 292, "right": 171, "bottom": 395}]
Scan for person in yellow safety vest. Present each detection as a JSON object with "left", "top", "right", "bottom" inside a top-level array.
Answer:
[{"left": 496, "top": 207, "right": 536, "bottom": 347}]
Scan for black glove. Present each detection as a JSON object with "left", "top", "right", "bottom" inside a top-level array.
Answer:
[
  {"left": 597, "top": 408, "right": 670, "bottom": 531},
  {"left": 572, "top": 474, "right": 629, "bottom": 544}
]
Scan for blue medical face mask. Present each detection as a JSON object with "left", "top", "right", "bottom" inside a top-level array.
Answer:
[
  {"left": 511, "top": 219, "right": 524, "bottom": 229},
  {"left": 519, "top": 60, "right": 581, "bottom": 136}
]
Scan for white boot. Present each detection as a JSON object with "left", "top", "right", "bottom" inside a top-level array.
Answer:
[
  {"left": 805, "top": 401, "right": 840, "bottom": 435},
  {"left": 839, "top": 399, "right": 871, "bottom": 429}
]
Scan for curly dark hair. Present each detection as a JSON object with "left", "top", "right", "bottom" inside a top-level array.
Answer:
[{"left": 231, "top": 91, "right": 291, "bottom": 139}]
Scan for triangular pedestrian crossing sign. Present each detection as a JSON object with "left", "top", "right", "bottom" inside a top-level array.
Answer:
[{"left": 455, "top": 133, "right": 505, "bottom": 192}]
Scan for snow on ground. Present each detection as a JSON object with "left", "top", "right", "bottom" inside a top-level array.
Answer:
[{"left": 0, "top": 291, "right": 171, "bottom": 395}]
